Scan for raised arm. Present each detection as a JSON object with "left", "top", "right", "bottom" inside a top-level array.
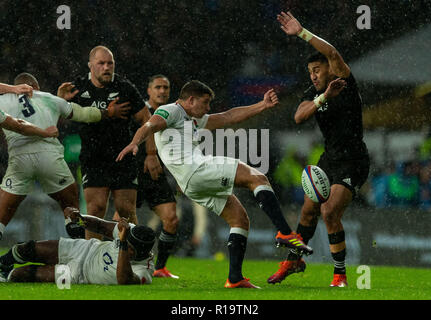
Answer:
[
  {"left": 205, "top": 89, "right": 279, "bottom": 130},
  {"left": 277, "top": 11, "right": 350, "bottom": 78},
  {"left": 116, "top": 114, "right": 167, "bottom": 162},
  {"left": 116, "top": 218, "right": 141, "bottom": 285}
]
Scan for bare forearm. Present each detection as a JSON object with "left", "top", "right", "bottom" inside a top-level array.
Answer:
[
  {"left": 81, "top": 215, "right": 116, "bottom": 238},
  {"left": 224, "top": 101, "right": 267, "bottom": 126},
  {"left": 117, "top": 246, "right": 140, "bottom": 285},
  {"left": 0, "top": 83, "right": 17, "bottom": 94},
  {"left": 294, "top": 101, "right": 318, "bottom": 124},
  {"left": 132, "top": 123, "right": 153, "bottom": 146}
]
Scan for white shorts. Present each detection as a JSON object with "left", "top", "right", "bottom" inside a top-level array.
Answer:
[
  {"left": 0, "top": 152, "right": 75, "bottom": 195},
  {"left": 184, "top": 156, "right": 239, "bottom": 215},
  {"left": 56, "top": 237, "right": 99, "bottom": 284}
]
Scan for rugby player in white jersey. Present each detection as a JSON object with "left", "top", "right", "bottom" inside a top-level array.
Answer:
[
  {"left": 0, "top": 207, "right": 155, "bottom": 285},
  {"left": 0, "top": 73, "right": 130, "bottom": 240},
  {"left": 117, "top": 80, "right": 313, "bottom": 288}
]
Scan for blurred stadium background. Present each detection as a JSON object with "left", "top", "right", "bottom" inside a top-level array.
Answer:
[{"left": 1, "top": 0, "right": 431, "bottom": 268}]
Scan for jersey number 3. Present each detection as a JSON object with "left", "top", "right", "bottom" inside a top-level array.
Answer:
[{"left": 19, "top": 96, "right": 36, "bottom": 117}]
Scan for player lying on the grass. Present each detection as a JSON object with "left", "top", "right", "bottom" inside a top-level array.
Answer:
[
  {"left": 267, "top": 11, "right": 370, "bottom": 288},
  {"left": 117, "top": 80, "right": 313, "bottom": 289},
  {"left": 0, "top": 75, "right": 131, "bottom": 241},
  {"left": 0, "top": 207, "right": 155, "bottom": 285}
]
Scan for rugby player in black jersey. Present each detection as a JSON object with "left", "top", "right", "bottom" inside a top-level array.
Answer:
[
  {"left": 267, "top": 12, "right": 370, "bottom": 287},
  {"left": 57, "top": 46, "right": 162, "bottom": 240}
]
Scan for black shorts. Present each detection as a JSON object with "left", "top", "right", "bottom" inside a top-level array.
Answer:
[
  {"left": 317, "top": 152, "right": 370, "bottom": 197},
  {"left": 136, "top": 170, "right": 176, "bottom": 209},
  {"left": 81, "top": 161, "right": 138, "bottom": 190}
]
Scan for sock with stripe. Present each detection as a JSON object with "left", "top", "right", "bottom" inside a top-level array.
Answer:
[
  {"left": 328, "top": 230, "right": 346, "bottom": 274},
  {"left": 253, "top": 185, "right": 292, "bottom": 235}
]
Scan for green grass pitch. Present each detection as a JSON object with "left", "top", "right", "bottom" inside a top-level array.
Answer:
[{"left": 1, "top": 256, "right": 430, "bottom": 300}]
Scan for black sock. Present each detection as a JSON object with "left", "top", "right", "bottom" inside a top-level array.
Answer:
[
  {"left": 328, "top": 231, "right": 346, "bottom": 274},
  {"left": 331, "top": 249, "right": 346, "bottom": 274},
  {"left": 254, "top": 186, "right": 292, "bottom": 235},
  {"left": 0, "top": 248, "right": 17, "bottom": 266},
  {"left": 227, "top": 231, "right": 248, "bottom": 283},
  {"left": 155, "top": 230, "right": 177, "bottom": 270},
  {"left": 0, "top": 242, "right": 32, "bottom": 266},
  {"left": 287, "top": 224, "right": 317, "bottom": 260}
]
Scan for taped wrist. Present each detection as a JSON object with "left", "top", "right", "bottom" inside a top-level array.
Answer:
[
  {"left": 297, "top": 28, "right": 314, "bottom": 42},
  {"left": 70, "top": 103, "right": 102, "bottom": 123},
  {"left": 313, "top": 93, "right": 327, "bottom": 108}
]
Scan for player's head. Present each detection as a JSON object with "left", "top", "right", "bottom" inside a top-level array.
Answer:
[
  {"left": 14, "top": 72, "right": 40, "bottom": 90},
  {"left": 127, "top": 225, "right": 155, "bottom": 261},
  {"left": 178, "top": 80, "right": 215, "bottom": 118},
  {"left": 307, "top": 51, "right": 333, "bottom": 92},
  {"left": 88, "top": 46, "right": 115, "bottom": 87},
  {"left": 147, "top": 74, "right": 170, "bottom": 107}
]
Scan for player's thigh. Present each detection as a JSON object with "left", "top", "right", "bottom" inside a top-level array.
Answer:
[
  {"left": 84, "top": 187, "right": 110, "bottom": 217},
  {"left": 0, "top": 190, "right": 26, "bottom": 225},
  {"left": 112, "top": 189, "right": 137, "bottom": 214},
  {"left": 234, "top": 161, "right": 268, "bottom": 189},
  {"left": 48, "top": 182, "right": 80, "bottom": 210},
  {"left": 219, "top": 195, "right": 249, "bottom": 230}
]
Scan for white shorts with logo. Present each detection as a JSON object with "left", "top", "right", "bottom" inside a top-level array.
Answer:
[
  {"left": 0, "top": 152, "right": 75, "bottom": 195},
  {"left": 184, "top": 156, "right": 239, "bottom": 215},
  {"left": 56, "top": 237, "right": 98, "bottom": 284}
]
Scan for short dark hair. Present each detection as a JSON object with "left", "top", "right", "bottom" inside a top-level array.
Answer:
[
  {"left": 179, "top": 80, "right": 215, "bottom": 100},
  {"left": 127, "top": 225, "right": 155, "bottom": 261},
  {"left": 148, "top": 74, "right": 170, "bottom": 87},
  {"left": 14, "top": 72, "right": 39, "bottom": 89},
  {"left": 307, "top": 51, "right": 328, "bottom": 65}
]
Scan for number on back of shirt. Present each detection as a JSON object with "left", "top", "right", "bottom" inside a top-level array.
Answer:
[{"left": 19, "top": 96, "right": 36, "bottom": 117}]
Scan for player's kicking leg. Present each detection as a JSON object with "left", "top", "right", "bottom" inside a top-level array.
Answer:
[
  {"left": 234, "top": 162, "right": 313, "bottom": 256},
  {"left": 220, "top": 195, "right": 260, "bottom": 289}
]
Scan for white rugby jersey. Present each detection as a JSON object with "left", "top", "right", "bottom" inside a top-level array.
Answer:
[
  {"left": 0, "top": 91, "right": 71, "bottom": 157},
  {"left": 82, "top": 238, "right": 155, "bottom": 285},
  {"left": 153, "top": 102, "right": 210, "bottom": 192}
]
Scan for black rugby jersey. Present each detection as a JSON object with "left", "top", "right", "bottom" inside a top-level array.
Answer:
[
  {"left": 300, "top": 72, "right": 368, "bottom": 161},
  {"left": 71, "top": 73, "right": 145, "bottom": 165}
]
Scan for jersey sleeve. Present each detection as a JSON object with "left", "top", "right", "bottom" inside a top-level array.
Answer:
[
  {"left": 49, "top": 94, "right": 73, "bottom": 118},
  {"left": 193, "top": 114, "right": 209, "bottom": 129},
  {"left": 153, "top": 105, "right": 181, "bottom": 127},
  {"left": 0, "top": 109, "right": 8, "bottom": 124}
]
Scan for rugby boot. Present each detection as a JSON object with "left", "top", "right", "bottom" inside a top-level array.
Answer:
[
  {"left": 330, "top": 274, "right": 348, "bottom": 287},
  {"left": 153, "top": 267, "right": 179, "bottom": 279},
  {"left": 224, "top": 278, "right": 261, "bottom": 289},
  {"left": 275, "top": 231, "right": 313, "bottom": 256},
  {"left": 267, "top": 258, "right": 306, "bottom": 284}
]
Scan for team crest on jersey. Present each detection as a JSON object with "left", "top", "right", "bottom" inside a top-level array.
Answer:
[{"left": 107, "top": 92, "right": 119, "bottom": 101}]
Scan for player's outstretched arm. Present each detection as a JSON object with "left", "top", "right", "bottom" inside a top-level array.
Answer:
[
  {"left": 0, "top": 83, "right": 33, "bottom": 97},
  {"left": 1, "top": 115, "right": 58, "bottom": 138},
  {"left": 116, "top": 115, "right": 167, "bottom": 162},
  {"left": 277, "top": 11, "right": 350, "bottom": 78},
  {"left": 205, "top": 89, "right": 279, "bottom": 130},
  {"left": 64, "top": 207, "right": 117, "bottom": 238}
]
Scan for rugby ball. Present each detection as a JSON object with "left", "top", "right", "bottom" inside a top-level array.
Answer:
[{"left": 301, "top": 165, "right": 330, "bottom": 203}]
